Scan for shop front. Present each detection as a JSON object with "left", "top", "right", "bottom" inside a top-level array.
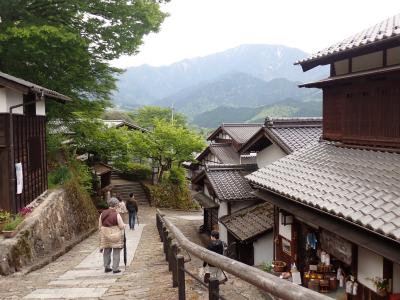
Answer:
[{"left": 271, "top": 206, "right": 399, "bottom": 300}]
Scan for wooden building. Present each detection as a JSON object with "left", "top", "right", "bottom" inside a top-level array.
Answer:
[
  {"left": 248, "top": 13, "right": 400, "bottom": 299},
  {"left": 0, "top": 72, "right": 70, "bottom": 212},
  {"left": 192, "top": 120, "right": 321, "bottom": 266}
]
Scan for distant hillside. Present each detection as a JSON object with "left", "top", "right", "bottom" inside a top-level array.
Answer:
[
  {"left": 112, "top": 44, "right": 327, "bottom": 109},
  {"left": 192, "top": 99, "right": 322, "bottom": 128},
  {"left": 158, "top": 73, "right": 321, "bottom": 118}
]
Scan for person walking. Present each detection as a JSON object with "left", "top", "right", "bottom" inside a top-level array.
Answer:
[
  {"left": 126, "top": 193, "right": 139, "bottom": 230},
  {"left": 203, "top": 230, "right": 224, "bottom": 282},
  {"left": 99, "top": 197, "right": 125, "bottom": 273},
  {"left": 115, "top": 195, "right": 128, "bottom": 224}
]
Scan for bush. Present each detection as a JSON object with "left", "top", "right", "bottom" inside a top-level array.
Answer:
[
  {"left": 0, "top": 209, "right": 11, "bottom": 223},
  {"left": 48, "top": 166, "right": 71, "bottom": 188},
  {"left": 165, "top": 166, "right": 186, "bottom": 188},
  {"left": 3, "top": 214, "right": 23, "bottom": 231},
  {"left": 117, "top": 162, "right": 152, "bottom": 181},
  {"left": 147, "top": 181, "right": 199, "bottom": 210}
]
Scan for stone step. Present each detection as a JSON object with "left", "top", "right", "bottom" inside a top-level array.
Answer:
[{"left": 24, "top": 288, "right": 107, "bottom": 299}]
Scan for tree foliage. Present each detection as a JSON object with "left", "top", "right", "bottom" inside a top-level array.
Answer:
[
  {"left": 129, "top": 106, "right": 187, "bottom": 129},
  {"left": 131, "top": 120, "right": 205, "bottom": 182},
  {"left": 0, "top": 0, "right": 168, "bottom": 118}
]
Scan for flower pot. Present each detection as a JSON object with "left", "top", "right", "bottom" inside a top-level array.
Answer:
[
  {"left": 273, "top": 261, "right": 287, "bottom": 272},
  {"left": 2, "top": 230, "right": 16, "bottom": 238}
]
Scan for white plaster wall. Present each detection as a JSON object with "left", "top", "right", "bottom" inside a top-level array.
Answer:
[
  {"left": 357, "top": 247, "right": 383, "bottom": 291},
  {"left": 0, "top": 88, "right": 7, "bottom": 112},
  {"left": 278, "top": 212, "right": 292, "bottom": 241},
  {"left": 253, "top": 232, "right": 274, "bottom": 266},
  {"left": 387, "top": 46, "right": 400, "bottom": 66},
  {"left": 218, "top": 201, "right": 228, "bottom": 244},
  {"left": 334, "top": 59, "right": 349, "bottom": 75},
  {"left": 256, "top": 143, "right": 286, "bottom": 168},
  {"left": 352, "top": 51, "right": 383, "bottom": 72},
  {"left": 36, "top": 99, "right": 46, "bottom": 116},
  {"left": 393, "top": 263, "right": 400, "bottom": 293},
  {"left": 6, "top": 88, "right": 23, "bottom": 114}
]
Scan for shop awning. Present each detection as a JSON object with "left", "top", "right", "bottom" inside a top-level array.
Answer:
[
  {"left": 254, "top": 190, "right": 400, "bottom": 265},
  {"left": 193, "top": 192, "right": 218, "bottom": 209}
]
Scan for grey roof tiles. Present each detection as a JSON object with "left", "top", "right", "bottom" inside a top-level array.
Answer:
[
  {"left": 208, "top": 123, "right": 263, "bottom": 145},
  {"left": 246, "top": 142, "right": 400, "bottom": 241},
  {"left": 296, "top": 13, "right": 400, "bottom": 67},
  {"left": 207, "top": 169, "right": 256, "bottom": 201},
  {"left": 219, "top": 203, "right": 274, "bottom": 241}
]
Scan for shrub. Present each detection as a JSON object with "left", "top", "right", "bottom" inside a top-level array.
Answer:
[
  {"left": 48, "top": 166, "right": 71, "bottom": 188},
  {"left": 165, "top": 166, "right": 186, "bottom": 188},
  {"left": 19, "top": 207, "right": 33, "bottom": 217},
  {"left": 3, "top": 214, "right": 23, "bottom": 231},
  {"left": 118, "top": 162, "right": 152, "bottom": 181},
  {"left": 0, "top": 209, "right": 11, "bottom": 223}
]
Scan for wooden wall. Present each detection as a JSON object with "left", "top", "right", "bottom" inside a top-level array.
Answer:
[
  {"left": 323, "top": 72, "right": 400, "bottom": 148},
  {"left": 0, "top": 114, "right": 47, "bottom": 212}
]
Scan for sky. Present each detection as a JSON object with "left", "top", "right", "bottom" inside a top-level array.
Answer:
[{"left": 112, "top": 0, "right": 400, "bottom": 68}]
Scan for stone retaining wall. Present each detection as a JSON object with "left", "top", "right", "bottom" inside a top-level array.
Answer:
[{"left": 0, "top": 188, "right": 98, "bottom": 275}]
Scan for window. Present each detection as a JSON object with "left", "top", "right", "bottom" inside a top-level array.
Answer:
[{"left": 28, "top": 136, "right": 42, "bottom": 170}]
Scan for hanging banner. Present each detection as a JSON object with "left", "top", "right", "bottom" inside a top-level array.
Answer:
[{"left": 15, "top": 163, "right": 23, "bottom": 194}]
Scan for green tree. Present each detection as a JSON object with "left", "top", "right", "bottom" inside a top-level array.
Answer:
[
  {"left": 0, "top": 0, "right": 168, "bottom": 118},
  {"left": 129, "top": 106, "right": 187, "bottom": 129},
  {"left": 131, "top": 120, "right": 205, "bottom": 182}
]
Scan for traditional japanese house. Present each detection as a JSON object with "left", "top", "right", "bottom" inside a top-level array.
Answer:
[
  {"left": 103, "top": 119, "right": 148, "bottom": 132},
  {"left": 0, "top": 72, "right": 70, "bottom": 212},
  {"left": 192, "top": 123, "right": 261, "bottom": 238},
  {"left": 192, "top": 120, "right": 321, "bottom": 266},
  {"left": 247, "top": 14, "right": 400, "bottom": 299}
]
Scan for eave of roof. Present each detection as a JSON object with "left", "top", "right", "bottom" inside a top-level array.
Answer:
[
  {"left": 246, "top": 142, "right": 400, "bottom": 243},
  {"left": 295, "top": 13, "right": 400, "bottom": 71},
  {"left": 219, "top": 203, "right": 274, "bottom": 242},
  {"left": 299, "top": 64, "right": 400, "bottom": 88},
  {"left": 0, "top": 71, "right": 71, "bottom": 102}
]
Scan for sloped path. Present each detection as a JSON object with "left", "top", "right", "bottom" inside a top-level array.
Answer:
[{"left": 0, "top": 205, "right": 267, "bottom": 300}]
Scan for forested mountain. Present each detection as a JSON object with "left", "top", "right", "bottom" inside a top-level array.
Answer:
[
  {"left": 113, "top": 44, "right": 327, "bottom": 110},
  {"left": 158, "top": 73, "right": 321, "bottom": 117},
  {"left": 192, "top": 99, "right": 322, "bottom": 128}
]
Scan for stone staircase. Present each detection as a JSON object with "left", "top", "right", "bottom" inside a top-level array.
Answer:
[{"left": 111, "top": 172, "right": 150, "bottom": 205}]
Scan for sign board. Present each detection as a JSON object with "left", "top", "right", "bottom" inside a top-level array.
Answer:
[
  {"left": 320, "top": 230, "right": 352, "bottom": 265},
  {"left": 292, "top": 271, "right": 302, "bottom": 285},
  {"left": 15, "top": 162, "right": 23, "bottom": 194}
]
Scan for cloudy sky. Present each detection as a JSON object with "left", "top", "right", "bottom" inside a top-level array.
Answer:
[{"left": 112, "top": 0, "right": 400, "bottom": 68}]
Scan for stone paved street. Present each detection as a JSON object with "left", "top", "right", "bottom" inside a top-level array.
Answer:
[{"left": 0, "top": 205, "right": 268, "bottom": 299}]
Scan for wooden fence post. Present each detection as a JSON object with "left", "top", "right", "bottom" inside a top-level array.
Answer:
[
  {"left": 167, "top": 236, "right": 173, "bottom": 269},
  {"left": 177, "top": 254, "right": 186, "bottom": 300},
  {"left": 171, "top": 243, "right": 178, "bottom": 287},
  {"left": 209, "top": 278, "right": 219, "bottom": 300},
  {"left": 162, "top": 227, "right": 168, "bottom": 256}
]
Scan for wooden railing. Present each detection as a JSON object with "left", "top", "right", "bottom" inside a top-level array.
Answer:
[{"left": 156, "top": 210, "right": 331, "bottom": 300}]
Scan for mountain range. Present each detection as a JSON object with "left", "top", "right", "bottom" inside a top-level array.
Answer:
[{"left": 112, "top": 44, "right": 328, "bottom": 127}]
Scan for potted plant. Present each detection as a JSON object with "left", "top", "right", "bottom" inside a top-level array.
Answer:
[
  {"left": 368, "top": 277, "right": 389, "bottom": 296},
  {"left": 0, "top": 209, "right": 11, "bottom": 232},
  {"left": 2, "top": 214, "right": 23, "bottom": 238}
]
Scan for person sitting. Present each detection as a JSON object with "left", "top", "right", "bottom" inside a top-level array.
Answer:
[
  {"left": 99, "top": 197, "right": 125, "bottom": 273},
  {"left": 126, "top": 193, "right": 139, "bottom": 230}
]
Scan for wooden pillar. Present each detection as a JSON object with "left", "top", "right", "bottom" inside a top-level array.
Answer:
[
  {"left": 209, "top": 278, "right": 220, "bottom": 300},
  {"left": 177, "top": 254, "right": 186, "bottom": 300}
]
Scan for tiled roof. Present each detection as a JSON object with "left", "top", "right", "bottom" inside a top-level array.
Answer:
[
  {"left": 0, "top": 71, "right": 71, "bottom": 102},
  {"left": 193, "top": 192, "right": 218, "bottom": 208},
  {"left": 219, "top": 203, "right": 274, "bottom": 241},
  {"left": 208, "top": 123, "right": 263, "bottom": 145},
  {"left": 197, "top": 143, "right": 257, "bottom": 165},
  {"left": 240, "top": 117, "right": 322, "bottom": 154},
  {"left": 103, "top": 120, "right": 148, "bottom": 132},
  {"left": 296, "top": 14, "right": 400, "bottom": 68},
  {"left": 246, "top": 142, "right": 400, "bottom": 241},
  {"left": 210, "top": 144, "right": 241, "bottom": 164},
  {"left": 207, "top": 169, "right": 256, "bottom": 201}
]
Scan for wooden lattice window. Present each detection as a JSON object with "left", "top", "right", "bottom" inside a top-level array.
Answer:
[{"left": 28, "top": 136, "right": 42, "bottom": 170}]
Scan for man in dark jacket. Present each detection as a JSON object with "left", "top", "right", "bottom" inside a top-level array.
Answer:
[
  {"left": 203, "top": 230, "right": 224, "bottom": 282},
  {"left": 126, "top": 193, "right": 138, "bottom": 230}
]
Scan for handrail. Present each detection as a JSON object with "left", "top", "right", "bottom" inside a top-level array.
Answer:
[{"left": 157, "top": 209, "right": 330, "bottom": 300}]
